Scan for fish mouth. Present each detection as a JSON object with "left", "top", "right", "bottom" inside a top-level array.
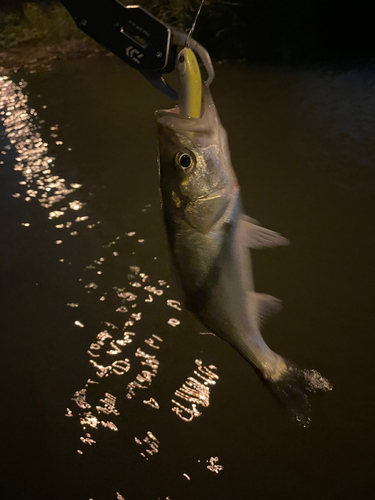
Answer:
[
  {"left": 155, "top": 85, "right": 217, "bottom": 131},
  {"left": 155, "top": 106, "right": 180, "bottom": 119}
]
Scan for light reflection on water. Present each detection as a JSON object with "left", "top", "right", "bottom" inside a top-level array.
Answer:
[
  {"left": 0, "top": 73, "right": 221, "bottom": 497},
  {"left": 172, "top": 360, "right": 219, "bottom": 422},
  {"left": 135, "top": 431, "right": 160, "bottom": 459},
  {"left": 0, "top": 74, "right": 92, "bottom": 248},
  {"left": 71, "top": 255, "right": 219, "bottom": 443},
  {"left": 206, "top": 456, "right": 224, "bottom": 474},
  {"left": 69, "top": 247, "right": 221, "bottom": 483},
  {"left": 1, "top": 77, "right": 73, "bottom": 207}
]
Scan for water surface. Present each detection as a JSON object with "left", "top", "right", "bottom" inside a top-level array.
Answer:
[{"left": 1, "top": 57, "right": 374, "bottom": 500}]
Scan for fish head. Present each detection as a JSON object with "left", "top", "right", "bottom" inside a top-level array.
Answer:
[{"left": 156, "top": 85, "right": 237, "bottom": 232}]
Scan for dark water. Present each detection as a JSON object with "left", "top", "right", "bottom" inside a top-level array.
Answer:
[{"left": 1, "top": 57, "right": 375, "bottom": 500}]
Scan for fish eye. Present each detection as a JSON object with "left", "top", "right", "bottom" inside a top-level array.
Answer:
[{"left": 175, "top": 152, "right": 194, "bottom": 172}]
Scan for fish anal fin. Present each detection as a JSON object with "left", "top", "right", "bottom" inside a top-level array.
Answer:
[
  {"left": 249, "top": 291, "right": 283, "bottom": 326},
  {"left": 240, "top": 215, "right": 290, "bottom": 249}
]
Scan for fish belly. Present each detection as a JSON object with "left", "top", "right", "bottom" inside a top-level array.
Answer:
[
  {"left": 171, "top": 212, "right": 286, "bottom": 381},
  {"left": 197, "top": 225, "right": 286, "bottom": 381}
]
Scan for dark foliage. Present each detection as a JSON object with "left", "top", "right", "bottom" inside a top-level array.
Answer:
[{"left": 1, "top": 1, "right": 374, "bottom": 64}]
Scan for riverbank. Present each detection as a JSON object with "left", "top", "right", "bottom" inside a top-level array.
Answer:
[
  {"left": 0, "top": 38, "right": 108, "bottom": 75},
  {"left": 0, "top": 0, "right": 234, "bottom": 74},
  {"left": 0, "top": 2, "right": 107, "bottom": 74}
]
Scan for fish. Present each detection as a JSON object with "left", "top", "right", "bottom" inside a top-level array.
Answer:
[{"left": 156, "top": 85, "right": 331, "bottom": 425}]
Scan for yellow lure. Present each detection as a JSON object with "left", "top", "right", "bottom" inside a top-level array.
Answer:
[{"left": 177, "top": 47, "right": 202, "bottom": 119}]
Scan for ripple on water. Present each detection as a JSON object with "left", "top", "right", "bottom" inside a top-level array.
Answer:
[{"left": 0, "top": 74, "right": 223, "bottom": 496}]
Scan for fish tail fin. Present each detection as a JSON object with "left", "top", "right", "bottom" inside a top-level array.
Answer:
[{"left": 259, "top": 358, "right": 333, "bottom": 427}]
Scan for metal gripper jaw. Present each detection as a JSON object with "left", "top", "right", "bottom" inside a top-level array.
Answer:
[{"left": 60, "top": 1, "right": 214, "bottom": 100}]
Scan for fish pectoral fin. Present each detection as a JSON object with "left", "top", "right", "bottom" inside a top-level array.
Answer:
[
  {"left": 240, "top": 215, "right": 290, "bottom": 249},
  {"left": 249, "top": 291, "right": 283, "bottom": 326}
]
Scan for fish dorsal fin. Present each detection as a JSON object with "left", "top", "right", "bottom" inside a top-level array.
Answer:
[
  {"left": 249, "top": 292, "right": 283, "bottom": 326},
  {"left": 240, "top": 215, "right": 290, "bottom": 249}
]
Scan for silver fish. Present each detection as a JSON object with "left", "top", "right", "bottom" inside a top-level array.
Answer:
[{"left": 156, "top": 85, "right": 331, "bottom": 424}]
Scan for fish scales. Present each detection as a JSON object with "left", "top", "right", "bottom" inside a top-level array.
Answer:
[{"left": 156, "top": 85, "right": 331, "bottom": 425}]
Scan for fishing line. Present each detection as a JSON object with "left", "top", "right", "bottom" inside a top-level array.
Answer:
[{"left": 185, "top": 0, "right": 205, "bottom": 47}]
